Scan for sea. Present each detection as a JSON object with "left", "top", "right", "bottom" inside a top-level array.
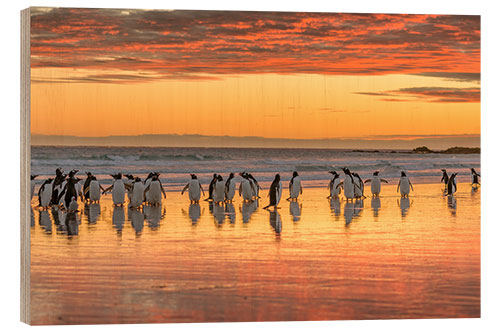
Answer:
[{"left": 31, "top": 146, "right": 481, "bottom": 190}]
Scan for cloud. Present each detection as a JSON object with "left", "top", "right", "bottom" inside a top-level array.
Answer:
[
  {"left": 30, "top": 8, "right": 480, "bottom": 83},
  {"left": 355, "top": 86, "right": 480, "bottom": 103}
]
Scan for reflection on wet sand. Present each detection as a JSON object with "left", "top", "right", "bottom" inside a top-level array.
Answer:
[
  {"left": 225, "top": 203, "right": 236, "bottom": 224},
  {"left": 144, "top": 205, "right": 164, "bottom": 230},
  {"left": 112, "top": 206, "right": 125, "bottom": 235},
  {"left": 85, "top": 203, "right": 101, "bottom": 224},
  {"left": 344, "top": 201, "right": 354, "bottom": 225},
  {"left": 289, "top": 201, "right": 301, "bottom": 222},
  {"left": 129, "top": 208, "right": 145, "bottom": 236},
  {"left": 184, "top": 203, "right": 201, "bottom": 224},
  {"left": 398, "top": 197, "right": 411, "bottom": 219},
  {"left": 31, "top": 207, "right": 35, "bottom": 228},
  {"left": 241, "top": 201, "right": 258, "bottom": 223},
  {"left": 212, "top": 203, "right": 225, "bottom": 226},
  {"left": 38, "top": 210, "right": 52, "bottom": 234},
  {"left": 447, "top": 195, "right": 457, "bottom": 216},
  {"left": 371, "top": 197, "right": 381, "bottom": 218},
  {"left": 329, "top": 197, "right": 341, "bottom": 219},
  {"left": 64, "top": 212, "right": 80, "bottom": 236},
  {"left": 269, "top": 208, "right": 282, "bottom": 237}
]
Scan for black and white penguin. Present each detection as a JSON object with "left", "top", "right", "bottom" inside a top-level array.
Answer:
[
  {"left": 287, "top": 171, "right": 302, "bottom": 201},
  {"left": 130, "top": 177, "right": 145, "bottom": 209},
  {"left": 397, "top": 171, "right": 414, "bottom": 197},
  {"left": 446, "top": 173, "right": 458, "bottom": 195},
  {"left": 103, "top": 173, "right": 126, "bottom": 206},
  {"left": 441, "top": 169, "right": 449, "bottom": 187},
  {"left": 124, "top": 174, "right": 135, "bottom": 201},
  {"left": 338, "top": 167, "right": 356, "bottom": 201},
  {"left": 470, "top": 168, "right": 481, "bottom": 186},
  {"left": 57, "top": 176, "right": 82, "bottom": 210},
  {"left": 263, "top": 174, "right": 282, "bottom": 210},
  {"left": 225, "top": 173, "right": 237, "bottom": 202},
  {"left": 31, "top": 175, "right": 38, "bottom": 201},
  {"left": 144, "top": 174, "right": 166, "bottom": 206},
  {"left": 88, "top": 175, "right": 105, "bottom": 203},
  {"left": 50, "top": 168, "right": 66, "bottom": 206},
  {"left": 364, "top": 171, "right": 388, "bottom": 196},
  {"left": 38, "top": 178, "right": 53, "bottom": 208},
  {"left": 238, "top": 172, "right": 254, "bottom": 202},
  {"left": 181, "top": 174, "right": 205, "bottom": 203},
  {"left": 67, "top": 196, "right": 79, "bottom": 213},
  {"left": 213, "top": 175, "right": 225, "bottom": 204},
  {"left": 82, "top": 172, "right": 93, "bottom": 201},
  {"left": 327, "top": 171, "right": 341, "bottom": 198},
  {"left": 246, "top": 173, "right": 262, "bottom": 199},
  {"left": 206, "top": 173, "right": 218, "bottom": 201},
  {"left": 352, "top": 173, "right": 364, "bottom": 198}
]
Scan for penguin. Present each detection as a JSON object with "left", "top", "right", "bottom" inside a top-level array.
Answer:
[
  {"left": 352, "top": 173, "right": 364, "bottom": 198},
  {"left": 213, "top": 175, "right": 225, "bottom": 204},
  {"left": 181, "top": 174, "right": 205, "bottom": 203},
  {"left": 364, "top": 171, "right": 388, "bottom": 196},
  {"left": 50, "top": 168, "right": 66, "bottom": 206},
  {"left": 82, "top": 172, "right": 93, "bottom": 201},
  {"left": 446, "top": 173, "right": 458, "bottom": 195},
  {"left": 397, "top": 171, "right": 414, "bottom": 197},
  {"left": 327, "top": 171, "right": 341, "bottom": 199},
  {"left": 287, "top": 171, "right": 302, "bottom": 201},
  {"left": 68, "top": 170, "right": 82, "bottom": 200},
  {"left": 31, "top": 175, "right": 38, "bottom": 201},
  {"left": 38, "top": 178, "right": 53, "bottom": 208},
  {"left": 440, "top": 169, "right": 449, "bottom": 187},
  {"left": 67, "top": 196, "right": 79, "bottom": 213},
  {"left": 263, "top": 174, "right": 282, "bottom": 210},
  {"left": 103, "top": 173, "right": 126, "bottom": 206},
  {"left": 124, "top": 174, "right": 135, "bottom": 201},
  {"left": 238, "top": 172, "right": 254, "bottom": 202},
  {"left": 143, "top": 172, "right": 156, "bottom": 204},
  {"left": 88, "top": 176, "right": 105, "bottom": 203},
  {"left": 57, "top": 176, "right": 82, "bottom": 210},
  {"left": 225, "top": 173, "right": 237, "bottom": 202},
  {"left": 246, "top": 173, "right": 262, "bottom": 198},
  {"left": 338, "top": 167, "right": 356, "bottom": 201},
  {"left": 130, "top": 177, "right": 145, "bottom": 208},
  {"left": 144, "top": 174, "right": 166, "bottom": 206},
  {"left": 206, "top": 173, "right": 218, "bottom": 201},
  {"left": 470, "top": 168, "right": 481, "bottom": 186}
]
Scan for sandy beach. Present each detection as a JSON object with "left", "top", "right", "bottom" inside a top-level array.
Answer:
[{"left": 29, "top": 183, "right": 480, "bottom": 324}]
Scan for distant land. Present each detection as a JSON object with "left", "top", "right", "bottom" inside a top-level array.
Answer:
[{"left": 31, "top": 133, "right": 480, "bottom": 150}]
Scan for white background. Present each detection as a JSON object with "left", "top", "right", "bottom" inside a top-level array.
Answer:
[{"left": 1, "top": 1, "right": 498, "bottom": 332}]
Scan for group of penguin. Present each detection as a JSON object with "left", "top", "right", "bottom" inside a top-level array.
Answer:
[
  {"left": 440, "top": 167, "right": 481, "bottom": 195},
  {"left": 32, "top": 169, "right": 167, "bottom": 211},
  {"left": 31, "top": 167, "right": 481, "bottom": 212}
]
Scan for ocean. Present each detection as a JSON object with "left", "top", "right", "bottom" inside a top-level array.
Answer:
[{"left": 31, "top": 146, "right": 481, "bottom": 191}]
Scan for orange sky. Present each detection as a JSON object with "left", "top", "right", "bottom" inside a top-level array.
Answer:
[{"left": 30, "top": 8, "right": 480, "bottom": 143}]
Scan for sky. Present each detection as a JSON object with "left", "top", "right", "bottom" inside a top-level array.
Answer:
[{"left": 30, "top": 8, "right": 480, "bottom": 147}]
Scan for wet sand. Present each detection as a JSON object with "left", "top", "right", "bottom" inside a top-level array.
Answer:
[{"left": 29, "top": 183, "right": 480, "bottom": 324}]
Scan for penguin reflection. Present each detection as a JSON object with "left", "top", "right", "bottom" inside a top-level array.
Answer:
[
  {"left": 398, "top": 197, "right": 411, "bottom": 219},
  {"left": 213, "top": 203, "right": 225, "bottom": 226},
  {"left": 129, "top": 208, "right": 144, "bottom": 235},
  {"left": 269, "top": 208, "right": 282, "bottom": 237},
  {"left": 112, "top": 206, "right": 125, "bottom": 235},
  {"left": 241, "top": 200, "right": 258, "bottom": 223},
  {"left": 289, "top": 201, "right": 301, "bottom": 222},
  {"left": 84, "top": 203, "right": 101, "bottom": 224},
  {"left": 144, "top": 205, "right": 164, "bottom": 230},
  {"left": 329, "top": 197, "right": 341, "bottom": 219},
  {"left": 225, "top": 202, "right": 236, "bottom": 224},
  {"left": 447, "top": 195, "right": 457, "bottom": 216},
  {"left": 371, "top": 196, "right": 381, "bottom": 218},
  {"left": 186, "top": 203, "right": 201, "bottom": 224},
  {"left": 30, "top": 207, "right": 35, "bottom": 228},
  {"left": 353, "top": 199, "right": 364, "bottom": 219},
  {"left": 343, "top": 201, "right": 355, "bottom": 226},
  {"left": 51, "top": 206, "right": 66, "bottom": 234},
  {"left": 38, "top": 209, "right": 52, "bottom": 234},
  {"left": 64, "top": 211, "right": 79, "bottom": 236}
]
